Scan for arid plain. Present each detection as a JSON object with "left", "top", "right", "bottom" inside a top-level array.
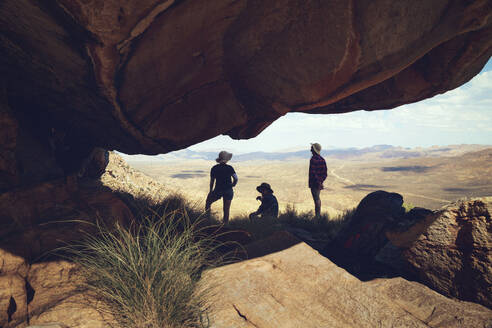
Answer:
[{"left": 126, "top": 147, "right": 492, "bottom": 218}]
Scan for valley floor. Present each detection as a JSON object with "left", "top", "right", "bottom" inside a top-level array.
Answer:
[{"left": 127, "top": 148, "right": 492, "bottom": 218}]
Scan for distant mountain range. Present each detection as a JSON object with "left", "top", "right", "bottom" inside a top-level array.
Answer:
[{"left": 120, "top": 144, "right": 491, "bottom": 163}]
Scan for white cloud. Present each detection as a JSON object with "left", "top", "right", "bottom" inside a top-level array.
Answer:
[
  {"left": 391, "top": 71, "right": 492, "bottom": 132},
  {"left": 189, "top": 69, "right": 492, "bottom": 153}
]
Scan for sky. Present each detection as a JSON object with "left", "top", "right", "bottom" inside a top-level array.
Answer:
[{"left": 188, "top": 59, "right": 492, "bottom": 154}]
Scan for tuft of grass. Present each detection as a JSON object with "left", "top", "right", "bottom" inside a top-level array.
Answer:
[
  {"left": 403, "top": 202, "right": 415, "bottom": 213},
  {"left": 64, "top": 210, "right": 223, "bottom": 328},
  {"left": 227, "top": 205, "right": 355, "bottom": 242},
  {"left": 227, "top": 215, "right": 283, "bottom": 241}
]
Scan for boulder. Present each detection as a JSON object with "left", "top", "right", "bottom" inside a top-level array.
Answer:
[
  {"left": 386, "top": 207, "right": 435, "bottom": 248},
  {"left": 28, "top": 293, "right": 112, "bottom": 328},
  {"left": 0, "top": 259, "right": 114, "bottom": 327},
  {"left": 0, "top": 248, "right": 29, "bottom": 277},
  {"left": 203, "top": 242, "right": 492, "bottom": 327},
  {"left": 332, "top": 190, "right": 405, "bottom": 258},
  {"left": 240, "top": 230, "right": 301, "bottom": 260},
  {"left": 393, "top": 198, "right": 492, "bottom": 308},
  {"left": 0, "top": 176, "right": 134, "bottom": 260},
  {"left": 0, "top": 249, "right": 30, "bottom": 327},
  {"left": 368, "top": 278, "right": 492, "bottom": 328},
  {"left": 27, "top": 261, "right": 82, "bottom": 318},
  {"left": 0, "top": 275, "right": 28, "bottom": 328},
  {"left": 77, "top": 148, "right": 109, "bottom": 179}
]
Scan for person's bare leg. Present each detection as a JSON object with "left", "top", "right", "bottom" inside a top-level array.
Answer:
[
  {"left": 311, "top": 188, "right": 321, "bottom": 217},
  {"left": 222, "top": 199, "right": 232, "bottom": 224},
  {"left": 315, "top": 198, "right": 321, "bottom": 217},
  {"left": 205, "top": 193, "right": 215, "bottom": 217}
]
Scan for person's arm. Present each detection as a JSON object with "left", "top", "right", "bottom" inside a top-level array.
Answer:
[
  {"left": 209, "top": 168, "right": 215, "bottom": 192},
  {"left": 256, "top": 200, "right": 265, "bottom": 214},
  {"left": 312, "top": 158, "right": 324, "bottom": 189},
  {"left": 231, "top": 173, "right": 238, "bottom": 187},
  {"left": 321, "top": 159, "right": 328, "bottom": 182}
]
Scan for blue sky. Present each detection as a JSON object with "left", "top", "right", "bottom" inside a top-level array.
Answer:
[{"left": 189, "top": 59, "right": 492, "bottom": 153}]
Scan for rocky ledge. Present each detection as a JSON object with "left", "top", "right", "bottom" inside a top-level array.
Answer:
[{"left": 1, "top": 0, "right": 491, "bottom": 195}]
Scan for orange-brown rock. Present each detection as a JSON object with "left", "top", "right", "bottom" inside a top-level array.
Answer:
[
  {"left": 0, "top": 249, "right": 29, "bottom": 277},
  {"left": 390, "top": 198, "right": 492, "bottom": 309},
  {"left": 368, "top": 278, "right": 492, "bottom": 328},
  {"left": 203, "top": 242, "right": 492, "bottom": 327},
  {"left": 28, "top": 293, "right": 112, "bottom": 328},
  {"left": 0, "top": 275, "right": 28, "bottom": 328},
  {"left": 0, "top": 1, "right": 491, "bottom": 188},
  {"left": 0, "top": 177, "right": 134, "bottom": 261},
  {"left": 1, "top": 260, "right": 113, "bottom": 328},
  {"left": 27, "top": 261, "right": 82, "bottom": 317},
  {"left": 4, "top": 233, "right": 492, "bottom": 327},
  {"left": 0, "top": 250, "right": 30, "bottom": 327}
]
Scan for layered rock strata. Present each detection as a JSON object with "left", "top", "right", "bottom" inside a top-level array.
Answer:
[{"left": 388, "top": 198, "right": 492, "bottom": 309}]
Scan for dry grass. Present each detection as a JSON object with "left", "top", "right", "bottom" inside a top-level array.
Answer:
[
  {"left": 63, "top": 208, "right": 223, "bottom": 328},
  {"left": 227, "top": 205, "right": 355, "bottom": 242},
  {"left": 57, "top": 180, "right": 355, "bottom": 328}
]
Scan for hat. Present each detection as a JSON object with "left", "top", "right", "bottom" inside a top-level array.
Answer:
[
  {"left": 216, "top": 150, "right": 233, "bottom": 163},
  {"left": 256, "top": 182, "right": 273, "bottom": 193},
  {"left": 311, "top": 143, "right": 322, "bottom": 155}
]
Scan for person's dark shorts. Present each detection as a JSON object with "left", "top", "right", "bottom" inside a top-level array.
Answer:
[{"left": 209, "top": 188, "right": 234, "bottom": 201}]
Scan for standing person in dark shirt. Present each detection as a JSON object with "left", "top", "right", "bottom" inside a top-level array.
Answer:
[
  {"left": 309, "top": 143, "right": 327, "bottom": 217},
  {"left": 205, "top": 151, "right": 238, "bottom": 224},
  {"left": 249, "top": 183, "right": 279, "bottom": 220}
]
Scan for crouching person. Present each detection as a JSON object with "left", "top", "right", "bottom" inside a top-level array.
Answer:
[{"left": 249, "top": 183, "right": 279, "bottom": 221}]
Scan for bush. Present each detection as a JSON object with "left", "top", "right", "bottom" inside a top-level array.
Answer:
[
  {"left": 65, "top": 210, "right": 222, "bottom": 328},
  {"left": 402, "top": 202, "right": 415, "bottom": 213}
]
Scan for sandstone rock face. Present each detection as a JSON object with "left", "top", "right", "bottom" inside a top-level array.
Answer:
[
  {"left": 368, "top": 278, "right": 492, "bottom": 328},
  {"left": 0, "top": 253, "right": 113, "bottom": 328},
  {"left": 395, "top": 198, "right": 492, "bottom": 308},
  {"left": 0, "top": 275, "right": 28, "bottom": 327},
  {"left": 0, "top": 1, "right": 491, "bottom": 193},
  {"left": 204, "top": 242, "right": 492, "bottom": 328},
  {"left": 3, "top": 231, "right": 492, "bottom": 327},
  {"left": 28, "top": 294, "right": 112, "bottom": 328},
  {"left": 27, "top": 262, "right": 112, "bottom": 328},
  {"left": 0, "top": 152, "right": 168, "bottom": 327},
  {"left": 27, "top": 261, "right": 82, "bottom": 318},
  {"left": 0, "top": 178, "right": 134, "bottom": 261},
  {"left": 0, "top": 249, "right": 29, "bottom": 328}
]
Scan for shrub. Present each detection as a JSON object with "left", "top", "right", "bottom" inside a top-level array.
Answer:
[
  {"left": 65, "top": 210, "right": 222, "bottom": 328},
  {"left": 402, "top": 202, "right": 415, "bottom": 213}
]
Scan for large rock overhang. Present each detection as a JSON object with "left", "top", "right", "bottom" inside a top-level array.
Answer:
[{"left": 0, "top": 0, "right": 491, "bottom": 160}]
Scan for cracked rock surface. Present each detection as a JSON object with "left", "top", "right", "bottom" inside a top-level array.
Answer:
[{"left": 203, "top": 241, "right": 492, "bottom": 328}]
